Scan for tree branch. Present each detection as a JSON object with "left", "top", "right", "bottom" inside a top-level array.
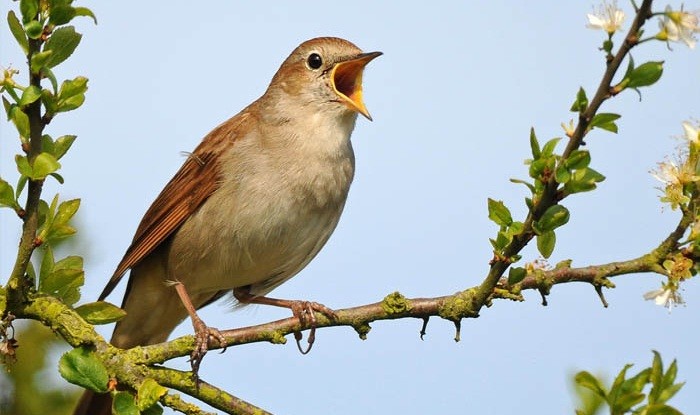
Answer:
[{"left": 473, "top": 0, "right": 655, "bottom": 312}]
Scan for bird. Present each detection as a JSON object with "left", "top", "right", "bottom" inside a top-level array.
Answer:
[{"left": 73, "top": 37, "right": 381, "bottom": 415}]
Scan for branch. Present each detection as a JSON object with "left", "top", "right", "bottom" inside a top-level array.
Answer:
[
  {"left": 473, "top": 0, "right": 655, "bottom": 311},
  {"left": 7, "top": 35, "right": 47, "bottom": 295}
]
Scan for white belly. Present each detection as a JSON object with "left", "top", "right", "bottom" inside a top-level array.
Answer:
[{"left": 166, "top": 122, "right": 355, "bottom": 296}]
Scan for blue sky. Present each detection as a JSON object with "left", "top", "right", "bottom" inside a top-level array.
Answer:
[{"left": 1, "top": 1, "right": 699, "bottom": 414}]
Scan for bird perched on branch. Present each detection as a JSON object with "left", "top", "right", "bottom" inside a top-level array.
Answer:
[{"left": 74, "top": 36, "right": 381, "bottom": 415}]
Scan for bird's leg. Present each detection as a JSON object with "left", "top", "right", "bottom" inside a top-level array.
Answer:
[
  {"left": 233, "top": 287, "right": 337, "bottom": 354},
  {"left": 172, "top": 281, "right": 226, "bottom": 374}
]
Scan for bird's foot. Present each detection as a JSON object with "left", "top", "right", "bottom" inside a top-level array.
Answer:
[
  {"left": 189, "top": 315, "right": 226, "bottom": 376},
  {"left": 287, "top": 300, "right": 337, "bottom": 354},
  {"left": 232, "top": 288, "right": 336, "bottom": 354}
]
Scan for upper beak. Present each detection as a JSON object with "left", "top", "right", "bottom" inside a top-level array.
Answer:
[{"left": 331, "top": 51, "right": 382, "bottom": 120}]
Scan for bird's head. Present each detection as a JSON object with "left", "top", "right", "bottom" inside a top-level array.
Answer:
[{"left": 267, "top": 37, "right": 382, "bottom": 121}]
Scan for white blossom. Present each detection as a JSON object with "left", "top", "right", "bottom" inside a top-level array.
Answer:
[
  {"left": 659, "top": 5, "right": 700, "bottom": 48},
  {"left": 586, "top": 1, "right": 626, "bottom": 34}
]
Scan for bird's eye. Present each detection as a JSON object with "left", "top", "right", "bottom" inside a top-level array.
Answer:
[{"left": 307, "top": 53, "right": 323, "bottom": 70}]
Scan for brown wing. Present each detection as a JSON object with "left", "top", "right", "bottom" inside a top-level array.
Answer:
[{"left": 99, "top": 112, "right": 251, "bottom": 300}]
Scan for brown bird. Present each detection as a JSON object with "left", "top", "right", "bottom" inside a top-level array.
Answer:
[{"left": 74, "top": 37, "right": 380, "bottom": 415}]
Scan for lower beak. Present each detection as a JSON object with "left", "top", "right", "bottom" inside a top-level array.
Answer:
[{"left": 331, "top": 51, "right": 382, "bottom": 120}]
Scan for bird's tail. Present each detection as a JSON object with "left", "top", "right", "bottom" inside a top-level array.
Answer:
[{"left": 72, "top": 261, "right": 192, "bottom": 415}]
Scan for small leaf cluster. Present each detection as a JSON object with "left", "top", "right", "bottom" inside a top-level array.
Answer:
[
  {"left": 0, "top": 0, "right": 95, "bottom": 305},
  {"left": 59, "top": 348, "right": 166, "bottom": 415},
  {"left": 575, "top": 351, "right": 685, "bottom": 415},
  {"left": 1, "top": 0, "right": 94, "bottom": 216}
]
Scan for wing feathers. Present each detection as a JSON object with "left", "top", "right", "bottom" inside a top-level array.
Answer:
[{"left": 100, "top": 111, "right": 251, "bottom": 300}]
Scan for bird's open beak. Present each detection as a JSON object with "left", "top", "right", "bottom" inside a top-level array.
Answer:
[{"left": 331, "top": 51, "right": 382, "bottom": 120}]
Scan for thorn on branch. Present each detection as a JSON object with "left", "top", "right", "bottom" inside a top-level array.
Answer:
[
  {"left": 420, "top": 317, "right": 429, "bottom": 340},
  {"left": 538, "top": 288, "right": 548, "bottom": 306},
  {"left": 594, "top": 284, "right": 609, "bottom": 308},
  {"left": 453, "top": 320, "right": 461, "bottom": 343}
]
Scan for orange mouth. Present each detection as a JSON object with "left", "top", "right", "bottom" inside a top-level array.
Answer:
[{"left": 331, "top": 51, "right": 382, "bottom": 120}]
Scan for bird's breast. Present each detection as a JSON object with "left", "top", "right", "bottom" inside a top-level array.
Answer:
[{"left": 167, "top": 116, "right": 356, "bottom": 294}]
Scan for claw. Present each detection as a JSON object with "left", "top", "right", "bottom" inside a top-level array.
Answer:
[
  {"left": 232, "top": 288, "right": 336, "bottom": 355},
  {"left": 188, "top": 316, "right": 225, "bottom": 376}
]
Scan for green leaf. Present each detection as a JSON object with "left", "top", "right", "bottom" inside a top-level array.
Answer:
[
  {"left": 627, "top": 61, "right": 664, "bottom": 88},
  {"left": 554, "top": 165, "right": 571, "bottom": 184},
  {"left": 510, "top": 178, "right": 536, "bottom": 194},
  {"left": 44, "top": 26, "right": 82, "bottom": 68},
  {"left": 54, "top": 134, "right": 76, "bottom": 159},
  {"left": 508, "top": 221, "right": 524, "bottom": 236},
  {"left": 565, "top": 150, "right": 591, "bottom": 170},
  {"left": 662, "top": 359, "right": 678, "bottom": 390},
  {"left": 15, "top": 155, "right": 32, "bottom": 177},
  {"left": 645, "top": 404, "right": 684, "bottom": 415},
  {"left": 624, "top": 367, "right": 651, "bottom": 395},
  {"left": 41, "top": 89, "right": 58, "bottom": 114},
  {"left": 50, "top": 5, "right": 76, "bottom": 25},
  {"left": 56, "top": 93, "right": 85, "bottom": 112},
  {"left": 2, "top": 96, "right": 11, "bottom": 117},
  {"left": 537, "top": 205, "right": 570, "bottom": 232},
  {"left": 529, "top": 127, "right": 541, "bottom": 159},
  {"left": 137, "top": 379, "right": 168, "bottom": 411},
  {"left": 529, "top": 157, "right": 555, "bottom": 182},
  {"left": 75, "top": 301, "right": 127, "bottom": 325},
  {"left": 24, "top": 20, "right": 43, "bottom": 39},
  {"left": 43, "top": 266, "right": 83, "bottom": 305},
  {"left": 589, "top": 113, "right": 621, "bottom": 133},
  {"left": 113, "top": 392, "right": 139, "bottom": 415},
  {"left": 19, "top": 85, "right": 42, "bottom": 107},
  {"left": 537, "top": 230, "right": 556, "bottom": 258},
  {"left": 564, "top": 168, "right": 606, "bottom": 195},
  {"left": 74, "top": 7, "right": 98, "bottom": 24},
  {"left": 43, "top": 66, "right": 59, "bottom": 93},
  {"left": 39, "top": 245, "right": 56, "bottom": 285},
  {"left": 507, "top": 267, "right": 527, "bottom": 285},
  {"left": 42, "top": 134, "right": 55, "bottom": 154},
  {"left": 54, "top": 198, "right": 80, "bottom": 225},
  {"left": 570, "top": 87, "right": 588, "bottom": 112},
  {"left": 0, "top": 179, "right": 19, "bottom": 210},
  {"left": 541, "top": 137, "right": 562, "bottom": 157},
  {"left": 58, "top": 347, "right": 109, "bottom": 393},
  {"left": 608, "top": 363, "right": 633, "bottom": 405},
  {"left": 9, "top": 106, "right": 30, "bottom": 139},
  {"left": 16, "top": 176, "right": 28, "bottom": 201},
  {"left": 46, "top": 224, "right": 77, "bottom": 243},
  {"left": 41, "top": 254, "right": 83, "bottom": 304},
  {"left": 58, "top": 76, "right": 88, "bottom": 99},
  {"left": 612, "top": 392, "right": 645, "bottom": 413},
  {"left": 32, "top": 152, "right": 61, "bottom": 179},
  {"left": 649, "top": 350, "right": 664, "bottom": 404},
  {"left": 7, "top": 11, "right": 29, "bottom": 54},
  {"left": 30, "top": 50, "right": 53, "bottom": 73},
  {"left": 20, "top": 0, "right": 39, "bottom": 23},
  {"left": 487, "top": 198, "right": 513, "bottom": 226},
  {"left": 575, "top": 371, "right": 607, "bottom": 399},
  {"left": 658, "top": 382, "right": 685, "bottom": 404},
  {"left": 50, "top": 172, "right": 65, "bottom": 184}
]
